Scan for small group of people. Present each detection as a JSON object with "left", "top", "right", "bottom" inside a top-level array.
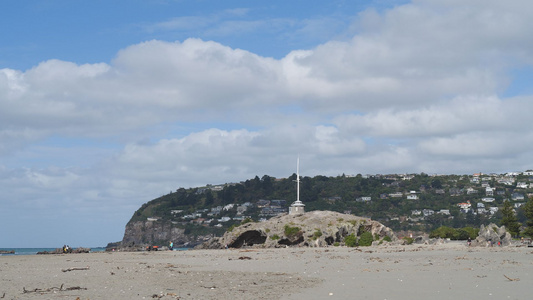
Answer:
[{"left": 62, "top": 245, "right": 72, "bottom": 253}]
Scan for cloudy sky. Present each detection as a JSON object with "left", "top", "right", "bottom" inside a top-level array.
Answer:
[{"left": 1, "top": 0, "right": 533, "bottom": 248}]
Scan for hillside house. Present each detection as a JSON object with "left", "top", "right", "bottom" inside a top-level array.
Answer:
[
  {"left": 485, "top": 187, "right": 494, "bottom": 196},
  {"left": 438, "top": 209, "right": 451, "bottom": 215},
  {"left": 236, "top": 205, "right": 248, "bottom": 215},
  {"left": 256, "top": 199, "right": 270, "bottom": 208},
  {"left": 356, "top": 196, "right": 372, "bottom": 202},
  {"left": 422, "top": 209, "right": 435, "bottom": 217},
  {"left": 512, "top": 192, "right": 525, "bottom": 201},
  {"left": 223, "top": 204, "right": 235, "bottom": 211},
  {"left": 481, "top": 197, "right": 495, "bottom": 203},
  {"left": 449, "top": 188, "right": 462, "bottom": 196},
  {"left": 516, "top": 182, "right": 528, "bottom": 189},
  {"left": 466, "top": 187, "right": 478, "bottom": 195},
  {"left": 458, "top": 201, "right": 471, "bottom": 209}
]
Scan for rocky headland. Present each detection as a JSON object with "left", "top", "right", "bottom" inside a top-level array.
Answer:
[{"left": 116, "top": 219, "right": 214, "bottom": 250}]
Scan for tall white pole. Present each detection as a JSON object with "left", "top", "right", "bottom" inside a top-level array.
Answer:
[{"left": 296, "top": 156, "right": 300, "bottom": 203}]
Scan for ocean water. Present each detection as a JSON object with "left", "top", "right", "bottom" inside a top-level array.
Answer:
[{"left": 0, "top": 247, "right": 106, "bottom": 256}]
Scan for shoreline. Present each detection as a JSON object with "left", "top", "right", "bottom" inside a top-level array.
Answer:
[{"left": 1, "top": 244, "right": 531, "bottom": 299}]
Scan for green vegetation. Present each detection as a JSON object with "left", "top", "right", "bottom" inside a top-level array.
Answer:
[
  {"left": 429, "top": 226, "right": 479, "bottom": 240},
  {"left": 284, "top": 225, "right": 301, "bottom": 238},
  {"left": 270, "top": 234, "right": 280, "bottom": 240},
  {"left": 344, "top": 234, "right": 358, "bottom": 247},
  {"left": 312, "top": 229, "right": 323, "bottom": 240},
  {"left": 500, "top": 200, "right": 520, "bottom": 237},
  {"left": 403, "top": 237, "right": 414, "bottom": 245},
  {"left": 523, "top": 199, "right": 533, "bottom": 237},
  {"left": 358, "top": 231, "right": 374, "bottom": 246}
]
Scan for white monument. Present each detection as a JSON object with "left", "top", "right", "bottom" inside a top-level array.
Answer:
[{"left": 289, "top": 157, "right": 305, "bottom": 215}]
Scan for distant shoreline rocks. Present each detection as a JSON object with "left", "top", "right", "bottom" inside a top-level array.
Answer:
[{"left": 37, "top": 247, "right": 91, "bottom": 255}]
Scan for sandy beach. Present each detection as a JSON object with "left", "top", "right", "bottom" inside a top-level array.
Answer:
[{"left": 1, "top": 243, "right": 531, "bottom": 299}]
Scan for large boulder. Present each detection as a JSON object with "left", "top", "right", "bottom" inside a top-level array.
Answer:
[
  {"left": 196, "top": 210, "right": 397, "bottom": 249},
  {"left": 472, "top": 223, "right": 512, "bottom": 247}
]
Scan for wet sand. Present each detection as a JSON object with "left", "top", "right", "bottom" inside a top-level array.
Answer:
[{"left": 1, "top": 243, "right": 531, "bottom": 299}]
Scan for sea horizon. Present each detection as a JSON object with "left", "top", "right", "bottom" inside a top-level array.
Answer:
[{"left": 0, "top": 247, "right": 106, "bottom": 256}]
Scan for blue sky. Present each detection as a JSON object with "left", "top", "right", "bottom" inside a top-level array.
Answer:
[
  {"left": 1, "top": 0, "right": 404, "bottom": 70},
  {"left": 1, "top": 0, "right": 533, "bottom": 248}
]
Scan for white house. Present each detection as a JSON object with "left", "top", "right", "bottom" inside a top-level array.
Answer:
[
  {"left": 422, "top": 209, "right": 435, "bottom": 217},
  {"left": 223, "top": 204, "right": 235, "bottom": 211},
  {"left": 466, "top": 187, "right": 478, "bottom": 195},
  {"left": 516, "top": 182, "right": 528, "bottom": 189},
  {"left": 458, "top": 201, "right": 471, "bottom": 209},
  {"left": 356, "top": 196, "right": 372, "bottom": 202},
  {"left": 407, "top": 194, "right": 419, "bottom": 200}
]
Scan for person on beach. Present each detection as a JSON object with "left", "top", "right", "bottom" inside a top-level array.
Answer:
[
  {"left": 169, "top": 241, "right": 173, "bottom": 251},
  {"left": 467, "top": 237, "right": 471, "bottom": 246}
]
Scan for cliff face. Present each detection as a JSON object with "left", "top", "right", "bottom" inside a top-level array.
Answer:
[
  {"left": 121, "top": 220, "right": 213, "bottom": 248},
  {"left": 197, "top": 210, "right": 397, "bottom": 249}
]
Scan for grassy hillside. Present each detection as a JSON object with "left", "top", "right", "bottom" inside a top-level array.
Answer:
[{"left": 128, "top": 173, "right": 533, "bottom": 236}]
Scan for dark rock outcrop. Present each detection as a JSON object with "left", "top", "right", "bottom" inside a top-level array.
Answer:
[
  {"left": 119, "top": 219, "right": 213, "bottom": 249},
  {"left": 196, "top": 210, "right": 397, "bottom": 249}
]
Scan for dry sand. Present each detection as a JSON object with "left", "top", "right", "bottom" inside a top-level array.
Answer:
[{"left": 1, "top": 243, "right": 531, "bottom": 299}]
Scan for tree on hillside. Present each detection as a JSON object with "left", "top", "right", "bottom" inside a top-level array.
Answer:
[
  {"left": 522, "top": 198, "right": 533, "bottom": 238},
  {"left": 500, "top": 200, "right": 520, "bottom": 237}
]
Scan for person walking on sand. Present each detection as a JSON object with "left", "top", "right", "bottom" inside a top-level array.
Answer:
[
  {"left": 169, "top": 241, "right": 173, "bottom": 251},
  {"left": 467, "top": 237, "right": 471, "bottom": 247}
]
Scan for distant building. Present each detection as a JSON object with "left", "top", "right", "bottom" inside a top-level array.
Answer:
[{"left": 356, "top": 196, "right": 372, "bottom": 202}]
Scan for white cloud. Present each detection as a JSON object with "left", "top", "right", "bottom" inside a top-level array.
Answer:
[{"left": 3, "top": 0, "right": 533, "bottom": 246}]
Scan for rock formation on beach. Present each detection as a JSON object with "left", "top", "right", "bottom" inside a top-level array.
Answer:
[
  {"left": 196, "top": 210, "right": 397, "bottom": 249},
  {"left": 471, "top": 223, "right": 512, "bottom": 246}
]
